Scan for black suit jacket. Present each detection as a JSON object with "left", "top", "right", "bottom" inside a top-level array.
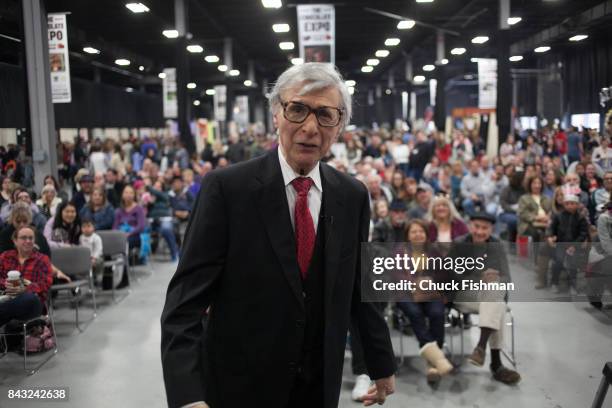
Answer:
[{"left": 160, "top": 149, "right": 396, "bottom": 408}]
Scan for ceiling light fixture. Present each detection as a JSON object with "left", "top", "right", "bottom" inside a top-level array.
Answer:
[
  {"left": 187, "top": 82, "right": 196, "bottom": 89},
  {"left": 471, "top": 36, "right": 489, "bottom": 44},
  {"left": 507, "top": 17, "right": 522, "bottom": 25},
  {"left": 569, "top": 34, "right": 588, "bottom": 42},
  {"left": 162, "top": 29, "right": 179, "bottom": 38},
  {"left": 218, "top": 64, "right": 228, "bottom": 72},
  {"left": 193, "top": 100, "right": 200, "bottom": 106},
  {"left": 413, "top": 75, "right": 426, "bottom": 83},
  {"left": 415, "top": 0, "right": 434, "bottom": 3},
  {"left": 262, "top": 0, "right": 282, "bottom": 8},
  {"left": 366, "top": 58, "right": 380, "bottom": 66},
  {"left": 115, "top": 59, "right": 130, "bottom": 66},
  {"left": 205, "top": 89, "right": 215, "bottom": 96},
  {"left": 471, "top": 57, "right": 479, "bottom": 63},
  {"left": 397, "top": 20, "right": 416, "bottom": 30},
  {"left": 291, "top": 57, "right": 304, "bottom": 65},
  {"left": 138, "top": 65, "right": 144, "bottom": 71},
  {"left": 440, "top": 58, "right": 449, "bottom": 65},
  {"left": 509, "top": 55, "right": 523, "bottom": 62},
  {"left": 423, "top": 64, "right": 435, "bottom": 71},
  {"left": 229, "top": 69, "right": 240, "bottom": 76},
  {"left": 361, "top": 66, "right": 374, "bottom": 73},
  {"left": 375, "top": 49, "right": 390, "bottom": 58},
  {"left": 126, "top": 87, "right": 134, "bottom": 92},
  {"left": 534, "top": 46, "right": 551, "bottom": 53},
  {"left": 186, "top": 45, "right": 203, "bottom": 53},
  {"left": 348, "top": 86, "right": 355, "bottom": 95},
  {"left": 83, "top": 47, "right": 100, "bottom": 54},
  {"left": 272, "top": 23, "right": 290, "bottom": 33},
  {"left": 158, "top": 72, "right": 166, "bottom": 79},
  {"left": 125, "top": 3, "right": 149, "bottom": 13},
  {"left": 450, "top": 47, "right": 466, "bottom": 55},
  {"left": 345, "top": 80, "right": 356, "bottom": 87},
  {"left": 384, "top": 38, "right": 400, "bottom": 46},
  {"left": 279, "top": 41, "right": 295, "bottom": 50},
  {"left": 205, "top": 55, "right": 220, "bottom": 63},
  {"left": 244, "top": 80, "right": 253, "bottom": 86}
]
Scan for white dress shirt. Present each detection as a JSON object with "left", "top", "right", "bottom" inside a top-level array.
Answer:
[{"left": 278, "top": 147, "right": 323, "bottom": 233}]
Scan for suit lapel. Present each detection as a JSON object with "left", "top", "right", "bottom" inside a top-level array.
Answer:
[
  {"left": 320, "top": 163, "right": 345, "bottom": 319},
  {"left": 256, "top": 150, "right": 305, "bottom": 309}
]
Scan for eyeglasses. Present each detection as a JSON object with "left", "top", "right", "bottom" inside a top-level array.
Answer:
[
  {"left": 281, "top": 100, "right": 343, "bottom": 127},
  {"left": 17, "top": 236, "right": 34, "bottom": 241}
]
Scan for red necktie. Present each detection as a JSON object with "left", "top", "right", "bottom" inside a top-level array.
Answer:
[{"left": 291, "top": 177, "right": 315, "bottom": 280}]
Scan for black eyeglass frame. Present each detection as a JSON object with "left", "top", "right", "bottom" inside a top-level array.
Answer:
[{"left": 280, "top": 100, "right": 344, "bottom": 127}]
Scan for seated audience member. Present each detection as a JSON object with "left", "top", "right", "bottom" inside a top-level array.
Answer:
[
  {"left": 396, "top": 219, "right": 453, "bottom": 383},
  {"left": 0, "top": 176, "right": 12, "bottom": 208},
  {"left": 80, "top": 187, "right": 115, "bottom": 231},
  {"left": 593, "top": 171, "right": 612, "bottom": 215},
  {"left": 372, "top": 199, "right": 389, "bottom": 224},
  {"left": 450, "top": 212, "right": 521, "bottom": 385},
  {"left": 0, "top": 202, "right": 50, "bottom": 256},
  {"left": 104, "top": 169, "right": 125, "bottom": 208},
  {"left": 72, "top": 174, "right": 94, "bottom": 212},
  {"left": 588, "top": 200, "right": 612, "bottom": 309},
  {"left": 168, "top": 176, "right": 195, "bottom": 223},
  {"left": 36, "top": 184, "right": 62, "bottom": 219},
  {"left": 145, "top": 184, "right": 179, "bottom": 261},
  {"left": 44, "top": 201, "right": 81, "bottom": 248},
  {"left": 426, "top": 194, "right": 468, "bottom": 243},
  {"left": 408, "top": 184, "right": 433, "bottom": 220},
  {"left": 498, "top": 172, "right": 525, "bottom": 242},
  {"left": 0, "top": 188, "right": 47, "bottom": 231},
  {"left": 113, "top": 185, "right": 146, "bottom": 250},
  {"left": 460, "top": 159, "right": 487, "bottom": 216},
  {"left": 546, "top": 195, "right": 589, "bottom": 293},
  {"left": 0, "top": 225, "right": 53, "bottom": 326},
  {"left": 79, "top": 218, "right": 104, "bottom": 285},
  {"left": 43, "top": 174, "right": 69, "bottom": 203},
  {"left": 372, "top": 200, "right": 407, "bottom": 243}
]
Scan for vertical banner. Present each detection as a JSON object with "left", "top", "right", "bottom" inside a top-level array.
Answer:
[
  {"left": 163, "top": 68, "right": 177, "bottom": 119},
  {"left": 233, "top": 95, "right": 249, "bottom": 129},
  {"left": 297, "top": 4, "right": 335, "bottom": 64},
  {"left": 478, "top": 58, "right": 498, "bottom": 109},
  {"left": 47, "top": 13, "right": 71, "bottom": 103},
  {"left": 214, "top": 85, "right": 227, "bottom": 122}
]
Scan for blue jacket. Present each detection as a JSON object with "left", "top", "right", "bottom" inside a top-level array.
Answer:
[{"left": 80, "top": 204, "right": 115, "bottom": 230}]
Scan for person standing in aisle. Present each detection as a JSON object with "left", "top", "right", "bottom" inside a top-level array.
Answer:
[{"left": 161, "top": 62, "right": 396, "bottom": 408}]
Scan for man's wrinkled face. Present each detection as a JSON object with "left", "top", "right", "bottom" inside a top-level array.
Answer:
[
  {"left": 470, "top": 219, "right": 493, "bottom": 243},
  {"left": 274, "top": 84, "right": 342, "bottom": 174}
]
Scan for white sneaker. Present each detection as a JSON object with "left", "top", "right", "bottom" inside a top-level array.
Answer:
[{"left": 351, "top": 374, "right": 371, "bottom": 401}]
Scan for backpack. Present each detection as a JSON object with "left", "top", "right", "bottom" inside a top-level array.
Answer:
[{"left": 24, "top": 323, "right": 55, "bottom": 353}]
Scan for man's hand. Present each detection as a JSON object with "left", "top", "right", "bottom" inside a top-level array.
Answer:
[{"left": 360, "top": 375, "right": 395, "bottom": 406}]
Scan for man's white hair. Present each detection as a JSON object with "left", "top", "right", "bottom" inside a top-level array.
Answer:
[{"left": 268, "top": 62, "right": 352, "bottom": 129}]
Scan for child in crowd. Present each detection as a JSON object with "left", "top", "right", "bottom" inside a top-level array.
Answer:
[
  {"left": 547, "top": 194, "right": 589, "bottom": 293},
  {"left": 79, "top": 218, "right": 104, "bottom": 285}
]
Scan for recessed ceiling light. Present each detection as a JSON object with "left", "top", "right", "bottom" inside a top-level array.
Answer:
[
  {"left": 279, "top": 42, "right": 295, "bottom": 50},
  {"left": 348, "top": 86, "right": 355, "bottom": 95},
  {"left": 158, "top": 72, "right": 166, "bottom": 79},
  {"left": 534, "top": 46, "right": 551, "bottom": 53},
  {"left": 385, "top": 38, "right": 400, "bottom": 46},
  {"left": 187, "top": 82, "right": 196, "bottom": 89},
  {"left": 397, "top": 20, "right": 415, "bottom": 30},
  {"left": 385, "top": 89, "right": 392, "bottom": 95},
  {"left": 471, "top": 36, "right": 489, "bottom": 44},
  {"left": 450, "top": 47, "right": 466, "bottom": 55},
  {"left": 345, "top": 80, "right": 356, "bottom": 87},
  {"left": 569, "top": 34, "right": 588, "bottom": 42},
  {"left": 440, "top": 58, "right": 449, "bottom": 65},
  {"left": 193, "top": 100, "right": 200, "bottom": 106},
  {"left": 162, "top": 29, "right": 179, "bottom": 38},
  {"left": 218, "top": 64, "right": 228, "bottom": 72},
  {"left": 415, "top": 0, "right": 434, "bottom": 3},
  {"left": 262, "top": 0, "right": 282, "bottom": 8},
  {"left": 229, "top": 69, "right": 240, "bottom": 76},
  {"left": 205, "top": 55, "right": 220, "bottom": 63},
  {"left": 205, "top": 89, "right": 215, "bottom": 95},
  {"left": 138, "top": 65, "right": 144, "bottom": 71},
  {"left": 125, "top": 87, "right": 134, "bottom": 92},
  {"left": 471, "top": 57, "right": 479, "bottom": 63},
  {"left": 115, "top": 59, "right": 130, "bottom": 66},
  {"left": 423, "top": 64, "right": 435, "bottom": 71},
  {"left": 244, "top": 79, "right": 253, "bottom": 86},
  {"left": 83, "top": 47, "right": 100, "bottom": 54},
  {"left": 361, "top": 66, "right": 374, "bottom": 73},
  {"left": 366, "top": 58, "right": 380, "bottom": 66},
  {"left": 413, "top": 75, "right": 426, "bottom": 83},
  {"left": 375, "top": 50, "right": 390, "bottom": 58},
  {"left": 272, "top": 23, "right": 290, "bottom": 33},
  {"left": 125, "top": 3, "right": 149, "bottom": 13},
  {"left": 291, "top": 57, "right": 304, "bottom": 65},
  {"left": 186, "top": 45, "right": 203, "bottom": 53},
  {"left": 509, "top": 55, "right": 523, "bottom": 62},
  {"left": 508, "top": 17, "right": 522, "bottom": 25}
]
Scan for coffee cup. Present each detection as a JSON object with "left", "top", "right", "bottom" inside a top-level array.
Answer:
[{"left": 6, "top": 271, "right": 21, "bottom": 288}]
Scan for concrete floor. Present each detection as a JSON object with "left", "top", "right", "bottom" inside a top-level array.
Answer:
[{"left": 1, "top": 257, "right": 611, "bottom": 408}]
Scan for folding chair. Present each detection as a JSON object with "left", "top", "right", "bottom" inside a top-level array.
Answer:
[
  {"left": 50, "top": 246, "right": 97, "bottom": 332},
  {"left": 0, "top": 298, "right": 58, "bottom": 375},
  {"left": 97, "top": 230, "right": 130, "bottom": 302}
]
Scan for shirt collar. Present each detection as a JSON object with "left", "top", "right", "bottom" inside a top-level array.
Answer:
[{"left": 278, "top": 146, "right": 323, "bottom": 193}]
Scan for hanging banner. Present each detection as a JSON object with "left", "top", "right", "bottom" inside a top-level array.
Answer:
[
  {"left": 233, "top": 95, "right": 249, "bottom": 129},
  {"left": 297, "top": 4, "right": 335, "bottom": 64},
  {"left": 163, "top": 68, "right": 177, "bottom": 119},
  {"left": 214, "top": 85, "right": 227, "bottom": 122},
  {"left": 48, "top": 13, "right": 71, "bottom": 103},
  {"left": 477, "top": 58, "right": 497, "bottom": 109}
]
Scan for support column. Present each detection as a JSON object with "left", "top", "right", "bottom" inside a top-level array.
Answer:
[
  {"left": 497, "top": 0, "right": 512, "bottom": 143},
  {"left": 434, "top": 32, "right": 446, "bottom": 131},
  {"left": 175, "top": 0, "right": 195, "bottom": 153},
  {"left": 22, "top": 0, "right": 58, "bottom": 191},
  {"left": 224, "top": 38, "right": 234, "bottom": 128},
  {"left": 405, "top": 56, "right": 415, "bottom": 126}
]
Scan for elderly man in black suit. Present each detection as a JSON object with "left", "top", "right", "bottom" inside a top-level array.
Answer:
[{"left": 161, "top": 63, "right": 396, "bottom": 408}]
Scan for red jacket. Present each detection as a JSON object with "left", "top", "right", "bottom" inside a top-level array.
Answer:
[{"left": 0, "top": 249, "right": 53, "bottom": 304}]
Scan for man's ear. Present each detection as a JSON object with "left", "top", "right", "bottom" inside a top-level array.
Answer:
[{"left": 272, "top": 110, "right": 279, "bottom": 130}]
